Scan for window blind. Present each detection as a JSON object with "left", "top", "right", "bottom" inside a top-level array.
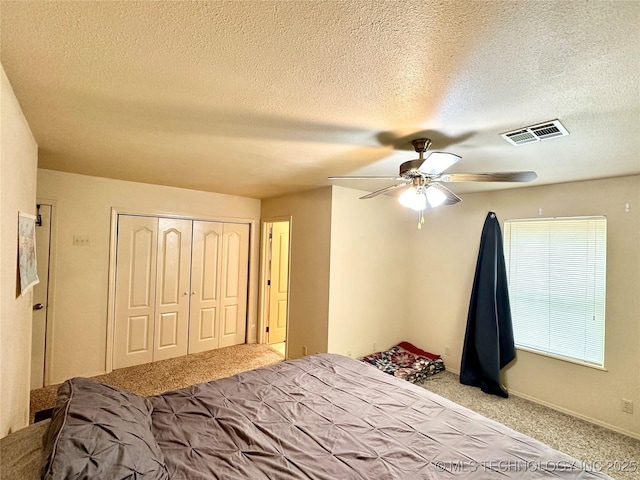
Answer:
[{"left": 503, "top": 217, "right": 607, "bottom": 367}]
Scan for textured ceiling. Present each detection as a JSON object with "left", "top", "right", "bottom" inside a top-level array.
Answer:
[{"left": 1, "top": 1, "right": 639, "bottom": 199}]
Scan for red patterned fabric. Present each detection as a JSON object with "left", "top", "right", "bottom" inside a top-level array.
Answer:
[
  {"left": 361, "top": 344, "right": 445, "bottom": 383},
  {"left": 397, "top": 341, "right": 441, "bottom": 360}
]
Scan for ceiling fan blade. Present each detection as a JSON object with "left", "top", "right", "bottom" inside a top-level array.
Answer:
[
  {"left": 419, "top": 152, "right": 461, "bottom": 175},
  {"left": 438, "top": 171, "right": 537, "bottom": 182},
  {"left": 359, "top": 182, "right": 409, "bottom": 199},
  {"left": 328, "top": 175, "right": 402, "bottom": 180},
  {"left": 430, "top": 183, "right": 462, "bottom": 205}
]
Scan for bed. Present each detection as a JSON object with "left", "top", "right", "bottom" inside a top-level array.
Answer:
[{"left": 2, "top": 354, "right": 612, "bottom": 479}]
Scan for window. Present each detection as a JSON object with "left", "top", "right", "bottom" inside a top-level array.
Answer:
[{"left": 503, "top": 216, "right": 606, "bottom": 367}]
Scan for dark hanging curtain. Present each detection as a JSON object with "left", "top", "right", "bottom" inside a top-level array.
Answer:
[{"left": 460, "top": 211, "right": 515, "bottom": 397}]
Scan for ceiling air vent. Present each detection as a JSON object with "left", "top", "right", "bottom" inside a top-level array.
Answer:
[{"left": 501, "top": 119, "right": 569, "bottom": 146}]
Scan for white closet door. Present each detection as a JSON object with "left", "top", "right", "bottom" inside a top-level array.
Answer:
[
  {"left": 189, "top": 221, "right": 223, "bottom": 353},
  {"left": 153, "top": 218, "right": 192, "bottom": 361},
  {"left": 219, "top": 223, "right": 249, "bottom": 348},
  {"left": 114, "top": 215, "right": 158, "bottom": 369}
]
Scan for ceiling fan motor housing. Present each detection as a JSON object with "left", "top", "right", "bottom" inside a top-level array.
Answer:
[
  {"left": 411, "top": 138, "right": 432, "bottom": 153},
  {"left": 400, "top": 138, "right": 434, "bottom": 177},
  {"left": 400, "top": 159, "right": 429, "bottom": 178}
]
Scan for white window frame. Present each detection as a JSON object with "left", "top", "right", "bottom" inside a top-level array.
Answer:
[{"left": 503, "top": 216, "right": 607, "bottom": 369}]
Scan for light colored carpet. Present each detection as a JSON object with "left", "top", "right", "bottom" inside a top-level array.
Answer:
[
  {"left": 418, "top": 370, "right": 640, "bottom": 480},
  {"left": 30, "top": 343, "right": 284, "bottom": 420}
]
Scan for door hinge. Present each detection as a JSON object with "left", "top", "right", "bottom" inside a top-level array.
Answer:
[
  {"left": 266, "top": 326, "right": 270, "bottom": 333},
  {"left": 35, "top": 204, "right": 43, "bottom": 227},
  {"left": 267, "top": 279, "right": 271, "bottom": 286}
]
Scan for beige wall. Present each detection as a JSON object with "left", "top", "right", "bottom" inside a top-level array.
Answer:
[
  {"left": 0, "top": 54, "right": 631, "bottom": 443},
  {"left": 37, "top": 169, "right": 260, "bottom": 385},
  {"left": 327, "top": 186, "right": 412, "bottom": 357},
  {"left": 406, "top": 175, "right": 640, "bottom": 437},
  {"left": 261, "top": 187, "right": 333, "bottom": 359},
  {"left": 0, "top": 66, "right": 38, "bottom": 437}
]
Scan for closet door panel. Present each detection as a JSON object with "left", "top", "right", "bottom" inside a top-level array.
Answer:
[
  {"left": 158, "top": 313, "right": 178, "bottom": 347},
  {"left": 114, "top": 216, "right": 158, "bottom": 369},
  {"left": 219, "top": 223, "right": 249, "bottom": 348},
  {"left": 189, "top": 221, "right": 223, "bottom": 353},
  {"left": 222, "top": 306, "right": 238, "bottom": 335},
  {"left": 199, "top": 308, "right": 217, "bottom": 339},
  {"left": 127, "top": 315, "right": 151, "bottom": 352},
  {"left": 153, "top": 218, "right": 192, "bottom": 361}
]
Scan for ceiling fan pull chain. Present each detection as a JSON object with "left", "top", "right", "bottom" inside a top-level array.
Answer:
[{"left": 417, "top": 210, "right": 425, "bottom": 229}]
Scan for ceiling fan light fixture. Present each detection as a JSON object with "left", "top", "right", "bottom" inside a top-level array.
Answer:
[
  {"left": 426, "top": 185, "right": 447, "bottom": 207},
  {"left": 329, "top": 136, "right": 536, "bottom": 229},
  {"left": 398, "top": 186, "right": 427, "bottom": 211}
]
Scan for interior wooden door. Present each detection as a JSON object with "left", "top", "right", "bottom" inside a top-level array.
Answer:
[
  {"left": 114, "top": 215, "right": 158, "bottom": 369},
  {"left": 153, "top": 218, "right": 192, "bottom": 361},
  {"left": 268, "top": 221, "right": 289, "bottom": 344},
  {"left": 188, "top": 221, "right": 223, "bottom": 353},
  {"left": 219, "top": 223, "right": 249, "bottom": 348},
  {"left": 31, "top": 204, "right": 52, "bottom": 389}
]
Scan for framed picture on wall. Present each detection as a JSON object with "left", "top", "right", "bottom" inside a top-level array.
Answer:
[{"left": 18, "top": 211, "right": 39, "bottom": 296}]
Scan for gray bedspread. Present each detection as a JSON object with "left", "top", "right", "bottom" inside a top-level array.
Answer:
[
  {"left": 150, "top": 353, "right": 610, "bottom": 479},
  {"left": 0, "top": 420, "right": 49, "bottom": 480}
]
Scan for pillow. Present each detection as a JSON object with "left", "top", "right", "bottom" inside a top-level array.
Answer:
[
  {"left": 41, "top": 377, "right": 169, "bottom": 480},
  {"left": 361, "top": 342, "right": 445, "bottom": 383}
]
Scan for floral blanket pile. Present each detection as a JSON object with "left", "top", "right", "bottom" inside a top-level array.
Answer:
[{"left": 361, "top": 341, "right": 445, "bottom": 383}]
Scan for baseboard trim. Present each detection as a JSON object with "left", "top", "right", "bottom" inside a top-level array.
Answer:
[
  {"left": 46, "top": 369, "right": 108, "bottom": 387},
  {"left": 507, "top": 388, "right": 640, "bottom": 440},
  {"left": 443, "top": 367, "right": 639, "bottom": 441}
]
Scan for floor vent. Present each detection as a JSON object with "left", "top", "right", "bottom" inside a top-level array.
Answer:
[{"left": 501, "top": 119, "right": 569, "bottom": 146}]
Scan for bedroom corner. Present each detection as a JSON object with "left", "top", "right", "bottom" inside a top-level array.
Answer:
[{"left": 406, "top": 176, "right": 640, "bottom": 439}]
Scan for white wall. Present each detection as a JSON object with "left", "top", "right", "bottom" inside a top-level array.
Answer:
[
  {"left": 327, "top": 186, "right": 413, "bottom": 357},
  {"left": 37, "top": 169, "right": 260, "bottom": 385},
  {"left": 0, "top": 65, "right": 38, "bottom": 437},
  {"left": 261, "top": 187, "right": 333, "bottom": 359},
  {"left": 406, "top": 175, "right": 640, "bottom": 437}
]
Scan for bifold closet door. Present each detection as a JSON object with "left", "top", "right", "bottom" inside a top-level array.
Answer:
[
  {"left": 115, "top": 216, "right": 249, "bottom": 367},
  {"left": 219, "top": 223, "right": 249, "bottom": 348},
  {"left": 153, "top": 218, "right": 192, "bottom": 361},
  {"left": 114, "top": 216, "right": 192, "bottom": 369},
  {"left": 114, "top": 216, "right": 158, "bottom": 369},
  {"left": 189, "top": 222, "right": 249, "bottom": 352},
  {"left": 189, "top": 221, "right": 223, "bottom": 353}
]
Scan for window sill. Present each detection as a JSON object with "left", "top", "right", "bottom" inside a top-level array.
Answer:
[{"left": 515, "top": 346, "right": 607, "bottom": 371}]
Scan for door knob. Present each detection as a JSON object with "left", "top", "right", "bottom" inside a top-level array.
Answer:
[
  {"left": 33, "top": 303, "right": 44, "bottom": 311},
  {"left": 183, "top": 292, "right": 188, "bottom": 296}
]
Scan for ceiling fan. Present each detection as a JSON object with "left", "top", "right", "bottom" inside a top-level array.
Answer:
[{"left": 328, "top": 138, "right": 537, "bottom": 228}]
